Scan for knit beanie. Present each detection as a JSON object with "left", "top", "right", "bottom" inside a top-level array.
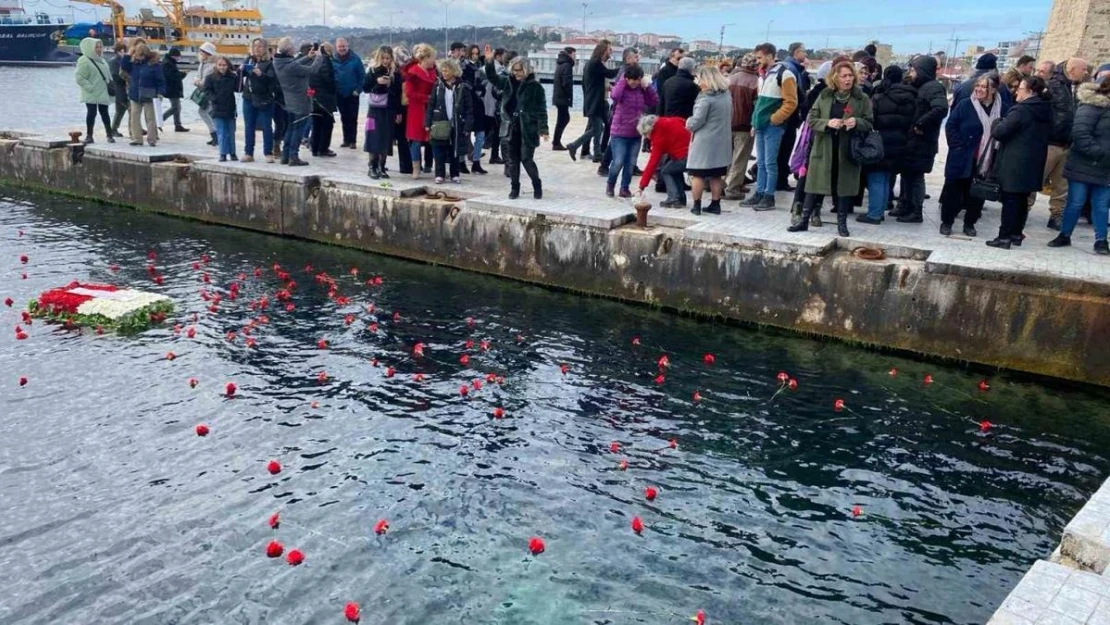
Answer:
[{"left": 975, "top": 53, "right": 998, "bottom": 71}]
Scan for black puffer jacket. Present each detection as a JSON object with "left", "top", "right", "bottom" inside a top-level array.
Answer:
[
  {"left": 991, "top": 96, "right": 1053, "bottom": 194},
  {"left": 1063, "top": 83, "right": 1110, "bottom": 186},
  {"left": 553, "top": 51, "right": 574, "bottom": 107},
  {"left": 660, "top": 69, "right": 698, "bottom": 118},
  {"left": 425, "top": 77, "right": 474, "bottom": 159},
  {"left": 581, "top": 57, "right": 618, "bottom": 117},
  {"left": 903, "top": 56, "right": 948, "bottom": 173},
  {"left": 1046, "top": 62, "right": 1080, "bottom": 147},
  {"left": 871, "top": 81, "right": 917, "bottom": 172},
  {"left": 162, "top": 55, "right": 187, "bottom": 99}
]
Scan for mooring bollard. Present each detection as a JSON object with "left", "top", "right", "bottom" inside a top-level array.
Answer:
[{"left": 634, "top": 197, "right": 651, "bottom": 228}]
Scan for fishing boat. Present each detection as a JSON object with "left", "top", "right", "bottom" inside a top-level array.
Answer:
[{"left": 0, "top": 0, "right": 74, "bottom": 66}]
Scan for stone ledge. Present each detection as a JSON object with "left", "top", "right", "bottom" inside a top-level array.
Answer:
[
  {"left": 987, "top": 560, "right": 1110, "bottom": 624},
  {"left": 1057, "top": 479, "right": 1110, "bottom": 574},
  {"left": 84, "top": 145, "right": 182, "bottom": 163},
  {"left": 22, "top": 136, "right": 76, "bottom": 149},
  {"left": 190, "top": 159, "right": 318, "bottom": 183},
  {"left": 465, "top": 195, "right": 635, "bottom": 229}
]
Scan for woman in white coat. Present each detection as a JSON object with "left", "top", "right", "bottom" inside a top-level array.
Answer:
[{"left": 193, "top": 42, "right": 219, "bottom": 145}]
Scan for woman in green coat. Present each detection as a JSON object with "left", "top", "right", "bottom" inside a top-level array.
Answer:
[
  {"left": 789, "top": 60, "right": 874, "bottom": 236},
  {"left": 74, "top": 37, "right": 115, "bottom": 144},
  {"left": 486, "top": 57, "right": 549, "bottom": 199}
]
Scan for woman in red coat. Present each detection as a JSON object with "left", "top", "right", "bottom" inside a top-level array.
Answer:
[
  {"left": 403, "top": 44, "right": 438, "bottom": 179},
  {"left": 637, "top": 115, "right": 692, "bottom": 207}
]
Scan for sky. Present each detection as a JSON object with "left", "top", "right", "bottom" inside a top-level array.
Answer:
[{"left": 88, "top": 0, "right": 1053, "bottom": 55}]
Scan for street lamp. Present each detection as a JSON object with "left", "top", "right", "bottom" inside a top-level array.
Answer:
[
  {"left": 387, "top": 10, "right": 403, "bottom": 47},
  {"left": 719, "top": 23, "right": 735, "bottom": 56},
  {"left": 765, "top": 19, "right": 775, "bottom": 43},
  {"left": 581, "top": 1, "right": 588, "bottom": 35}
]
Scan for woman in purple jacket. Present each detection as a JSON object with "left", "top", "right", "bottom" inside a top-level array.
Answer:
[{"left": 606, "top": 65, "right": 658, "bottom": 198}]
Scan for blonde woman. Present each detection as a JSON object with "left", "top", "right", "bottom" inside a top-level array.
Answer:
[
  {"left": 685, "top": 66, "right": 733, "bottom": 215},
  {"left": 363, "top": 45, "right": 402, "bottom": 178},
  {"left": 119, "top": 43, "right": 165, "bottom": 146},
  {"left": 424, "top": 58, "right": 473, "bottom": 183},
  {"left": 486, "top": 56, "right": 549, "bottom": 199},
  {"left": 403, "top": 44, "right": 438, "bottom": 179}
]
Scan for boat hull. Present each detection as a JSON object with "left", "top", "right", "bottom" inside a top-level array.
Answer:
[{"left": 0, "top": 24, "right": 76, "bottom": 66}]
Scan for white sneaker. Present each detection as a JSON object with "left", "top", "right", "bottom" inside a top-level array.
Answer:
[
  {"left": 435, "top": 176, "right": 444, "bottom": 184},
  {"left": 450, "top": 177, "right": 461, "bottom": 184}
]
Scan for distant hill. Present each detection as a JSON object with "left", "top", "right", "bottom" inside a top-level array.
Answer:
[{"left": 262, "top": 24, "right": 560, "bottom": 58}]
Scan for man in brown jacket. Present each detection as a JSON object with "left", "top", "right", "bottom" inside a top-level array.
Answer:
[{"left": 725, "top": 53, "right": 759, "bottom": 199}]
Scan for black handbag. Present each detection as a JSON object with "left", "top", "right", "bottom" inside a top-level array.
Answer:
[
  {"left": 850, "top": 128, "right": 884, "bottom": 165},
  {"left": 92, "top": 61, "right": 116, "bottom": 98},
  {"left": 968, "top": 143, "right": 1001, "bottom": 202}
]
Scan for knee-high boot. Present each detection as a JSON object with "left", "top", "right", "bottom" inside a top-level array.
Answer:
[
  {"left": 837, "top": 208, "right": 850, "bottom": 237},
  {"left": 788, "top": 198, "right": 816, "bottom": 232}
]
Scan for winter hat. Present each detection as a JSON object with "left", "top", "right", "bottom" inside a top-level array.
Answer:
[
  {"left": 739, "top": 53, "right": 759, "bottom": 71},
  {"left": 1097, "top": 63, "right": 1110, "bottom": 80},
  {"left": 816, "top": 60, "right": 833, "bottom": 81},
  {"left": 975, "top": 53, "right": 998, "bottom": 71},
  {"left": 167, "top": 47, "right": 181, "bottom": 57},
  {"left": 199, "top": 42, "right": 217, "bottom": 57},
  {"left": 883, "top": 65, "right": 904, "bottom": 84}
]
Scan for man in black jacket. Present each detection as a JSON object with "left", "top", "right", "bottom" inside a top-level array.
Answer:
[
  {"left": 659, "top": 57, "right": 698, "bottom": 118},
  {"left": 1042, "top": 57, "right": 1089, "bottom": 230},
  {"left": 565, "top": 40, "right": 617, "bottom": 163},
  {"left": 309, "top": 42, "right": 339, "bottom": 158},
  {"left": 160, "top": 48, "right": 189, "bottom": 132},
  {"left": 654, "top": 48, "right": 683, "bottom": 93},
  {"left": 552, "top": 47, "right": 575, "bottom": 150},
  {"left": 891, "top": 55, "right": 947, "bottom": 223}
]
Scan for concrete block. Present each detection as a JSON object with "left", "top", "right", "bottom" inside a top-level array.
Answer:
[
  {"left": 21, "top": 136, "right": 75, "bottom": 148},
  {"left": 466, "top": 195, "right": 634, "bottom": 229}
]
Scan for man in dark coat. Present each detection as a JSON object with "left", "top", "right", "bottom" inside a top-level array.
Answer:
[
  {"left": 891, "top": 55, "right": 948, "bottom": 223},
  {"left": 273, "top": 37, "right": 326, "bottom": 166},
  {"left": 309, "top": 42, "right": 339, "bottom": 157},
  {"left": 1042, "top": 58, "right": 1089, "bottom": 229},
  {"left": 565, "top": 40, "right": 617, "bottom": 163},
  {"left": 659, "top": 57, "right": 698, "bottom": 119},
  {"left": 552, "top": 47, "right": 575, "bottom": 150},
  {"left": 654, "top": 47, "right": 683, "bottom": 93},
  {"left": 108, "top": 40, "right": 129, "bottom": 137},
  {"left": 160, "top": 48, "right": 189, "bottom": 132}
]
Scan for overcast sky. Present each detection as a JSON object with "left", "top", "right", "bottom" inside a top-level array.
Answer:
[{"left": 85, "top": 0, "right": 1052, "bottom": 55}]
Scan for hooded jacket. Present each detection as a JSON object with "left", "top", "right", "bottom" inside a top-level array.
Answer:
[
  {"left": 1063, "top": 83, "right": 1110, "bottom": 186},
  {"left": 75, "top": 38, "right": 112, "bottom": 106},
  {"left": 332, "top": 51, "right": 366, "bottom": 98},
  {"left": 902, "top": 56, "right": 948, "bottom": 173},
  {"left": 990, "top": 96, "right": 1053, "bottom": 194},
  {"left": 1046, "top": 62, "right": 1080, "bottom": 147},
  {"left": 553, "top": 51, "right": 575, "bottom": 107},
  {"left": 274, "top": 52, "right": 325, "bottom": 117}
]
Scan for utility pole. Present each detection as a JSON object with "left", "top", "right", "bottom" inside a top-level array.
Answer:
[
  {"left": 1024, "top": 29, "right": 1046, "bottom": 58},
  {"left": 581, "top": 2, "right": 588, "bottom": 35},
  {"left": 322, "top": 0, "right": 326, "bottom": 27},
  {"left": 946, "top": 31, "right": 963, "bottom": 71},
  {"left": 718, "top": 23, "right": 735, "bottom": 56},
  {"left": 440, "top": 0, "right": 455, "bottom": 56},
  {"left": 765, "top": 19, "right": 774, "bottom": 43},
  {"left": 388, "top": 10, "right": 402, "bottom": 47}
]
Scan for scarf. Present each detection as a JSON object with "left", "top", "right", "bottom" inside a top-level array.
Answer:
[{"left": 970, "top": 97, "right": 1000, "bottom": 176}]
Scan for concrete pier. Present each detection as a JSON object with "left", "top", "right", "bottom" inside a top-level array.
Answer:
[{"left": 1, "top": 116, "right": 1109, "bottom": 386}]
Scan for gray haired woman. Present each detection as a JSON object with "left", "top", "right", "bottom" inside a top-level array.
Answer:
[{"left": 685, "top": 66, "right": 733, "bottom": 215}]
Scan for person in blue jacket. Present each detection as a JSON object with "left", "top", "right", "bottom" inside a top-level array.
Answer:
[
  {"left": 120, "top": 42, "right": 166, "bottom": 147},
  {"left": 333, "top": 38, "right": 366, "bottom": 150},
  {"left": 939, "top": 72, "right": 1008, "bottom": 237}
]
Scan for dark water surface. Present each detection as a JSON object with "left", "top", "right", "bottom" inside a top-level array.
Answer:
[{"left": 3, "top": 188, "right": 1110, "bottom": 625}]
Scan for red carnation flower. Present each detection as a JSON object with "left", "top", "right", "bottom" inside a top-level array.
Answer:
[
  {"left": 889, "top": 368, "right": 898, "bottom": 377},
  {"left": 459, "top": 385, "right": 469, "bottom": 397},
  {"left": 385, "top": 367, "right": 395, "bottom": 378},
  {"left": 703, "top": 353, "right": 715, "bottom": 365},
  {"left": 834, "top": 398, "right": 845, "bottom": 411},
  {"left": 777, "top": 371, "right": 789, "bottom": 383},
  {"left": 19, "top": 376, "right": 28, "bottom": 387},
  {"left": 471, "top": 379, "right": 482, "bottom": 391},
  {"left": 265, "top": 540, "right": 283, "bottom": 558},
  {"left": 195, "top": 424, "right": 209, "bottom": 436},
  {"left": 368, "top": 323, "right": 379, "bottom": 333},
  {"left": 188, "top": 377, "right": 199, "bottom": 388},
  {"left": 267, "top": 460, "right": 282, "bottom": 475},
  {"left": 459, "top": 354, "right": 470, "bottom": 366},
  {"left": 978, "top": 380, "right": 990, "bottom": 392},
  {"left": 644, "top": 486, "right": 658, "bottom": 501},
  {"left": 3, "top": 297, "right": 11, "bottom": 307},
  {"left": 788, "top": 378, "right": 798, "bottom": 390},
  {"left": 657, "top": 355, "right": 670, "bottom": 369},
  {"left": 19, "top": 254, "right": 28, "bottom": 264},
  {"left": 528, "top": 536, "right": 545, "bottom": 555},
  {"left": 466, "top": 316, "right": 475, "bottom": 327},
  {"left": 317, "top": 338, "right": 328, "bottom": 349},
  {"left": 392, "top": 311, "right": 400, "bottom": 322},
  {"left": 980, "top": 420, "right": 992, "bottom": 432},
  {"left": 619, "top": 459, "right": 628, "bottom": 471},
  {"left": 695, "top": 609, "right": 706, "bottom": 625},
  {"left": 631, "top": 516, "right": 644, "bottom": 535},
  {"left": 286, "top": 549, "right": 304, "bottom": 566},
  {"left": 464, "top": 339, "right": 474, "bottom": 350},
  {"left": 225, "top": 382, "right": 237, "bottom": 397},
  {"left": 413, "top": 342, "right": 425, "bottom": 357},
  {"left": 344, "top": 602, "right": 361, "bottom": 623},
  {"left": 631, "top": 336, "right": 640, "bottom": 346},
  {"left": 693, "top": 390, "right": 702, "bottom": 403},
  {"left": 414, "top": 373, "right": 425, "bottom": 382},
  {"left": 669, "top": 438, "right": 677, "bottom": 449},
  {"left": 374, "top": 519, "right": 389, "bottom": 535},
  {"left": 306, "top": 87, "right": 316, "bottom": 97},
  {"left": 269, "top": 512, "right": 280, "bottom": 529},
  {"left": 560, "top": 363, "right": 569, "bottom": 375},
  {"left": 317, "top": 371, "right": 328, "bottom": 384},
  {"left": 924, "top": 374, "right": 934, "bottom": 385},
  {"left": 610, "top": 441, "right": 620, "bottom": 453},
  {"left": 492, "top": 407, "right": 505, "bottom": 419},
  {"left": 654, "top": 374, "right": 665, "bottom": 385},
  {"left": 852, "top": 505, "right": 863, "bottom": 517}
]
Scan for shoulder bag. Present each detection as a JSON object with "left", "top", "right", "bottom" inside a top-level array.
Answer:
[
  {"left": 91, "top": 60, "right": 116, "bottom": 98},
  {"left": 969, "top": 142, "right": 1001, "bottom": 202},
  {"left": 849, "top": 127, "right": 884, "bottom": 165},
  {"left": 368, "top": 91, "right": 389, "bottom": 108},
  {"left": 189, "top": 87, "right": 209, "bottom": 108},
  {"left": 430, "top": 120, "right": 452, "bottom": 142}
]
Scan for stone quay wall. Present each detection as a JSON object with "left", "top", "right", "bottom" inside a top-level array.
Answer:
[
  {"left": 1040, "top": 0, "right": 1110, "bottom": 66},
  {"left": 2, "top": 139, "right": 1110, "bottom": 387}
]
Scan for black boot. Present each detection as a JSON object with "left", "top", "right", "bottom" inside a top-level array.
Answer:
[
  {"left": 471, "top": 161, "right": 488, "bottom": 175},
  {"left": 837, "top": 210, "right": 850, "bottom": 237},
  {"left": 704, "top": 199, "right": 721, "bottom": 215},
  {"left": 690, "top": 200, "right": 702, "bottom": 216},
  {"left": 533, "top": 179, "right": 543, "bottom": 199},
  {"left": 896, "top": 210, "right": 923, "bottom": 223},
  {"left": 207, "top": 132, "right": 218, "bottom": 146},
  {"left": 368, "top": 162, "right": 381, "bottom": 179},
  {"left": 458, "top": 160, "right": 470, "bottom": 174},
  {"left": 509, "top": 184, "right": 520, "bottom": 200},
  {"left": 787, "top": 200, "right": 815, "bottom": 232},
  {"left": 888, "top": 202, "right": 911, "bottom": 218}
]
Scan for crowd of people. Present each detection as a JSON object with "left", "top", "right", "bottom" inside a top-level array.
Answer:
[{"left": 75, "top": 35, "right": 1110, "bottom": 252}]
